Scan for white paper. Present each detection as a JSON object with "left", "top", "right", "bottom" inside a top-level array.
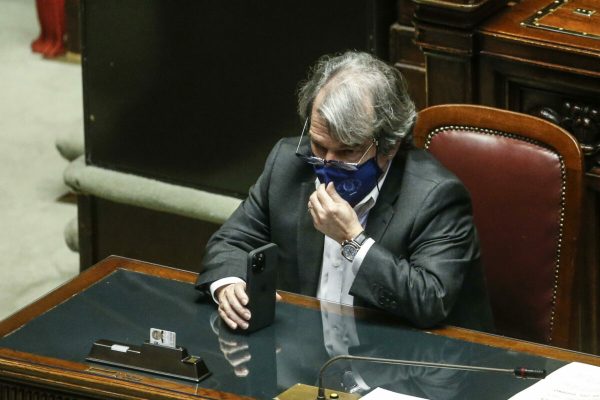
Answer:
[
  {"left": 509, "top": 362, "right": 600, "bottom": 400},
  {"left": 110, "top": 344, "right": 129, "bottom": 353},
  {"left": 361, "top": 387, "right": 427, "bottom": 400}
]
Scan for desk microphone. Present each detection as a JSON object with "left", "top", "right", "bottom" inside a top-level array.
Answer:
[{"left": 315, "top": 354, "right": 546, "bottom": 400}]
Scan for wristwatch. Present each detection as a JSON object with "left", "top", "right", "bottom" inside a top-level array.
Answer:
[{"left": 341, "top": 231, "right": 368, "bottom": 261}]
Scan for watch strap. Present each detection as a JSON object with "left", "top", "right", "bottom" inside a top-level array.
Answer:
[{"left": 353, "top": 231, "right": 368, "bottom": 246}]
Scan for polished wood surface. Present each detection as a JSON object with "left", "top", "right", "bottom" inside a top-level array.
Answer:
[
  {"left": 481, "top": 0, "right": 600, "bottom": 57},
  {"left": 2, "top": 256, "right": 600, "bottom": 400}
]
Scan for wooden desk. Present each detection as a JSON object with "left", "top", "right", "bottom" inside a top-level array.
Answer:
[{"left": 1, "top": 256, "right": 599, "bottom": 399}]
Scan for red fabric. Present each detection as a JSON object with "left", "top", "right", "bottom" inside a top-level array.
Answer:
[
  {"left": 32, "top": 0, "right": 66, "bottom": 57},
  {"left": 428, "top": 129, "right": 562, "bottom": 343}
]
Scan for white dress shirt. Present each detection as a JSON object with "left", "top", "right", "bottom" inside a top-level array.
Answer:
[{"left": 315, "top": 162, "right": 389, "bottom": 305}]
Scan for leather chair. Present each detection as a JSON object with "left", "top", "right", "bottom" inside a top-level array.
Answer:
[{"left": 413, "top": 104, "right": 584, "bottom": 348}]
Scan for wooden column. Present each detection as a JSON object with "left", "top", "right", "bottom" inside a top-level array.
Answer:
[
  {"left": 412, "top": 0, "right": 508, "bottom": 106},
  {"left": 390, "top": 0, "right": 426, "bottom": 110}
]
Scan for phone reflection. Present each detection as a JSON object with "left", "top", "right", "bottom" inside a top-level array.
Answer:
[{"left": 209, "top": 311, "right": 278, "bottom": 398}]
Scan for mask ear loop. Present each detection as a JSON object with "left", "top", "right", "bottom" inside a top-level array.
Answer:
[{"left": 374, "top": 136, "right": 382, "bottom": 193}]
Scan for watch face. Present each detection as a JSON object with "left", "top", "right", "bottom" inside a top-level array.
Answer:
[{"left": 342, "top": 244, "right": 358, "bottom": 261}]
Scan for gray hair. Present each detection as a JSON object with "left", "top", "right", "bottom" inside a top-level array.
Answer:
[{"left": 297, "top": 51, "right": 416, "bottom": 155}]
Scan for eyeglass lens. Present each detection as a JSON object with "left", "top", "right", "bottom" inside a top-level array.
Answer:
[
  {"left": 296, "top": 154, "right": 359, "bottom": 171},
  {"left": 295, "top": 118, "right": 373, "bottom": 171}
]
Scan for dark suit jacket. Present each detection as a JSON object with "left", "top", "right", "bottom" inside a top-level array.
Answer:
[{"left": 196, "top": 137, "right": 494, "bottom": 332}]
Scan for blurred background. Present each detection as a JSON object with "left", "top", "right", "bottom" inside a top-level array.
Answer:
[{"left": 0, "top": 0, "right": 81, "bottom": 320}]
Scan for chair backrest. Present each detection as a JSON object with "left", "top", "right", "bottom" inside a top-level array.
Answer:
[{"left": 413, "top": 104, "right": 583, "bottom": 348}]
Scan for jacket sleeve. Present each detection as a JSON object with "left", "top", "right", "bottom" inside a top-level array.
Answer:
[
  {"left": 349, "top": 178, "right": 479, "bottom": 328},
  {"left": 195, "top": 139, "right": 284, "bottom": 290}
]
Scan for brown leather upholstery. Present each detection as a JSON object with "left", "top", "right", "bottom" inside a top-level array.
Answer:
[{"left": 413, "top": 104, "right": 583, "bottom": 348}]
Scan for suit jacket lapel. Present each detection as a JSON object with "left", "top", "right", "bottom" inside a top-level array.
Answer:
[
  {"left": 296, "top": 180, "right": 324, "bottom": 296},
  {"left": 366, "top": 151, "right": 407, "bottom": 242}
]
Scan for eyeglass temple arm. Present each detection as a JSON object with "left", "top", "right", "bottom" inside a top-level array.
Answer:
[
  {"left": 355, "top": 139, "right": 377, "bottom": 165},
  {"left": 295, "top": 118, "right": 310, "bottom": 154}
]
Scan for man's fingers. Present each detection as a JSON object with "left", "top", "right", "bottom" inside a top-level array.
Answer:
[
  {"left": 309, "top": 191, "right": 325, "bottom": 218},
  {"left": 218, "top": 302, "right": 247, "bottom": 330},
  {"left": 233, "top": 283, "right": 249, "bottom": 306},
  {"left": 218, "top": 307, "right": 240, "bottom": 330},
  {"left": 219, "top": 288, "right": 250, "bottom": 329},
  {"left": 316, "top": 183, "right": 335, "bottom": 209},
  {"left": 224, "top": 284, "right": 251, "bottom": 320},
  {"left": 326, "top": 182, "right": 345, "bottom": 203}
]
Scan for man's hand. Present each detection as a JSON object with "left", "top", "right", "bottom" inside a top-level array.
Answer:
[
  {"left": 216, "top": 282, "right": 283, "bottom": 330},
  {"left": 308, "top": 182, "right": 363, "bottom": 243},
  {"left": 216, "top": 282, "right": 251, "bottom": 330}
]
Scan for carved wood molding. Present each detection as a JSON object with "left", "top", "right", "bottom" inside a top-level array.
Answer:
[{"left": 530, "top": 101, "right": 600, "bottom": 169}]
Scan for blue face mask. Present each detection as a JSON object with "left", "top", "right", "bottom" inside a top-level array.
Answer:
[{"left": 314, "top": 157, "right": 382, "bottom": 207}]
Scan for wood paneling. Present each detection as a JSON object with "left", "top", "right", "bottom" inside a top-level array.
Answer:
[
  {"left": 424, "top": 51, "right": 475, "bottom": 105},
  {"left": 77, "top": 196, "right": 220, "bottom": 271},
  {"left": 390, "top": 22, "right": 427, "bottom": 110},
  {"left": 402, "top": 0, "right": 600, "bottom": 353}
]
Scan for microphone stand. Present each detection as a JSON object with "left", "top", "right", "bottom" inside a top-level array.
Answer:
[{"left": 315, "top": 354, "right": 546, "bottom": 400}]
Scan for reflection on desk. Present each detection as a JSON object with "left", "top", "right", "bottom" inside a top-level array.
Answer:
[{"left": 0, "top": 256, "right": 599, "bottom": 400}]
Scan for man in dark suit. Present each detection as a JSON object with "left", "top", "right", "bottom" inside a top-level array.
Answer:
[{"left": 196, "top": 51, "right": 493, "bottom": 333}]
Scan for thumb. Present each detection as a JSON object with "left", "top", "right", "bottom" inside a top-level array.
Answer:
[{"left": 326, "top": 182, "right": 343, "bottom": 202}]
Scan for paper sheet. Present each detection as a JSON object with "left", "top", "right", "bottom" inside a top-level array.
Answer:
[
  {"left": 509, "top": 362, "right": 600, "bottom": 399},
  {"left": 361, "top": 387, "right": 427, "bottom": 400}
]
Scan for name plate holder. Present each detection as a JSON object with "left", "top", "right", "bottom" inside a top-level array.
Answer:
[{"left": 86, "top": 339, "right": 211, "bottom": 382}]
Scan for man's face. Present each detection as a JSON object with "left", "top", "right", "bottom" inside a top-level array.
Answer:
[{"left": 309, "top": 90, "right": 385, "bottom": 169}]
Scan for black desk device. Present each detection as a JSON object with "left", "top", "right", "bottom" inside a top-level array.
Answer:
[{"left": 86, "top": 339, "right": 211, "bottom": 382}]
